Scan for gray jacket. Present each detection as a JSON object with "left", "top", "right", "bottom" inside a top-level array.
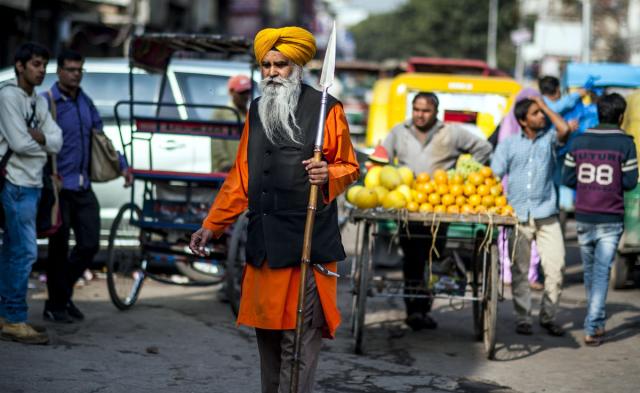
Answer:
[
  {"left": 0, "top": 80, "right": 63, "bottom": 187},
  {"left": 382, "top": 120, "right": 492, "bottom": 174}
]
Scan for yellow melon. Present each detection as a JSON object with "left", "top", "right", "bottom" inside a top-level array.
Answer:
[
  {"left": 354, "top": 188, "right": 378, "bottom": 209},
  {"left": 379, "top": 165, "right": 402, "bottom": 190},
  {"left": 398, "top": 166, "right": 415, "bottom": 186},
  {"left": 346, "top": 185, "right": 364, "bottom": 205},
  {"left": 382, "top": 190, "right": 406, "bottom": 210},
  {"left": 364, "top": 166, "right": 382, "bottom": 188}
]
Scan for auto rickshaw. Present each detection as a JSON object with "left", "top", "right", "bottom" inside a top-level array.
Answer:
[{"left": 365, "top": 68, "right": 521, "bottom": 147}]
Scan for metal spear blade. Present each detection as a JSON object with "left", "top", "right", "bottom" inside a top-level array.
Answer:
[{"left": 319, "top": 21, "right": 336, "bottom": 90}]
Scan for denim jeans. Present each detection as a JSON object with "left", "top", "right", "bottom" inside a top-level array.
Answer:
[
  {"left": 0, "top": 181, "right": 41, "bottom": 323},
  {"left": 576, "top": 221, "right": 624, "bottom": 336}
]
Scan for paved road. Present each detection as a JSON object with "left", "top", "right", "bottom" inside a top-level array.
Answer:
[{"left": 1, "top": 224, "right": 639, "bottom": 393}]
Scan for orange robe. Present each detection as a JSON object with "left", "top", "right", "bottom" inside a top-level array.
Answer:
[{"left": 203, "top": 104, "right": 359, "bottom": 338}]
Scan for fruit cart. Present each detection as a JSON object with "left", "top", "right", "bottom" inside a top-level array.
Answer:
[{"left": 348, "top": 209, "right": 517, "bottom": 359}]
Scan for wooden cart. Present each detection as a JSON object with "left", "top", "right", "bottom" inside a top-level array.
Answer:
[{"left": 348, "top": 209, "right": 517, "bottom": 359}]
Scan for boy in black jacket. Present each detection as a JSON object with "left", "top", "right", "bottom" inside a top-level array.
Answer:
[{"left": 562, "top": 93, "right": 638, "bottom": 346}]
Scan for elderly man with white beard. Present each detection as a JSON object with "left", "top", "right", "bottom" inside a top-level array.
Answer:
[{"left": 190, "top": 26, "right": 359, "bottom": 393}]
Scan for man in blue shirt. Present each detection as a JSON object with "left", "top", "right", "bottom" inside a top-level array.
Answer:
[
  {"left": 491, "top": 96, "right": 571, "bottom": 336},
  {"left": 539, "top": 76, "right": 587, "bottom": 119},
  {"left": 42, "top": 50, "right": 130, "bottom": 323}
]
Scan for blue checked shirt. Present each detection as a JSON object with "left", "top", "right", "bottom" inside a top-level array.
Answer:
[{"left": 491, "top": 129, "right": 558, "bottom": 222}]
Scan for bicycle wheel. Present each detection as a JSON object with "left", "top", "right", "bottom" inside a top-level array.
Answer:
[
  {"left": 226, "top": 212, "right": 248, "bottom": 317},
  {"left": 483, "top": 244, "right": 498, "bottom": 359},
  {"left": 106, "top": 203, "right": 145, "bottom": 310}
]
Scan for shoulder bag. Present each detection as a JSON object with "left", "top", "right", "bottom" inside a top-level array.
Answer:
[
  {"left": 37, "top": 91, "right": 63, "bottom": 238},
  {"left": 90, "top": 129, "right": 121, "bottom": 182}
]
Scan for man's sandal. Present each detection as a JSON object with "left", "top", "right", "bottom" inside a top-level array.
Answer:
[{"left": 584, "top": 335, "right": 602, "bottom": 347}]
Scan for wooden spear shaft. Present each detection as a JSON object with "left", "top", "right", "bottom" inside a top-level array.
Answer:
[{"left": 290, "top": 88, "right": 329, "bottom": 393}]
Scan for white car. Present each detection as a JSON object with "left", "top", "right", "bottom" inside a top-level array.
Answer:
[{"left": 0, "top": 58, "right": 255, "bottom": 250}]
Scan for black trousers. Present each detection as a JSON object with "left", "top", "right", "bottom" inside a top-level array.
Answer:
[
  {"left": 399, "top": 222, "right": 448, "bottom": 316},
  {"left": 46, "top": 188, "right": 100, "bottom": 311}
]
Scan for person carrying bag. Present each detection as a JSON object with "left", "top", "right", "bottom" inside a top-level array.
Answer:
[{"left": 41, "top": 50, "right": 131, "bottom": 324}]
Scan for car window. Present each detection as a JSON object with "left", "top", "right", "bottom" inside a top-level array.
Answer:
[
  {"left": 87, "top": 73, "right": 162, "bottom": 121},
  {"left": 174, "top": 73, "right": 232, "bottom": 120},
  {"left": 42, "top": 72, "right": 164, "bottom": 122}
]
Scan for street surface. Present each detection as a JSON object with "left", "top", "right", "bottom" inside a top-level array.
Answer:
[{"left": 1, "top": 221, "right": 639, "bottom": 393}]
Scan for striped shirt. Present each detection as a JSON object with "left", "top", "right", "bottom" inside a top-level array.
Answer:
[
  {"left": 562, "top": 124, "right": 638, "bottom": 223},
  {"left": 491, "top": 129, "right": 558, "bottom": 222}
]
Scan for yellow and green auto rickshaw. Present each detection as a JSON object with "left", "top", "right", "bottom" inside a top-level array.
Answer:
[{"left": 365, "top": 59, "right": 521, "bottom": 148}]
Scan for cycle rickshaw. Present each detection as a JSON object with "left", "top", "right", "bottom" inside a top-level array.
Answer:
[
  {"left": 105, "top": 33, "right": 251, "bottom": 313},
  {"left": 348, "top": 209, "right": 517, "bottom": 359}
]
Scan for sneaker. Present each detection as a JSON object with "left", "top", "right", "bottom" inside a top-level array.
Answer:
[
  {"left": 0, "top": 317, "right": 47, "bottom": 333},
  {"left": 405, "top": 313, "right": 438, "bottom": 331},
  {"left": 43, "top": 308, "right": 74, "bottom": 324},
  {"left": 66, "top": 301, "right": 85, "bottom": 321},
  {"left": 540, "top": 321, "right": 565, "bottom": 337},
  {"left": 1, "top": 322, "right": 49, "bottom": 345}
]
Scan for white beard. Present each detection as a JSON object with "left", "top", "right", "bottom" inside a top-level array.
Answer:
[{"left": 257, "top": 65, "right": 303, "bottom": 145}]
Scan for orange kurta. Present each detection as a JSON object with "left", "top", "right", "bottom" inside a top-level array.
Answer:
[{"left": 203, "top": 103, "right": 359, "bottom": 338}]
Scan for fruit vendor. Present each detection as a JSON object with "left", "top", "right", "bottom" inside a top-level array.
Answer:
[
  {"left": 382, "top": 92, "right": 492, "bottom": 331},
  {"left": 189, "top": 26, "right": 359, "bottom": 393}
]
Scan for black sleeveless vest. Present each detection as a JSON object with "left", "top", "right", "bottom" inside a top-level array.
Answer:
[{"left": 245, "top": 84, "right": 346, "bottom": 268}]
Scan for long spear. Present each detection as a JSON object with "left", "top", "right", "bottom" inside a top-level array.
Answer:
[{"left": 290, "top": 21, "right": 337, "bottom": 393}]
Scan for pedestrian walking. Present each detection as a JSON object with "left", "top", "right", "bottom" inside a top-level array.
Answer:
[
  {"left": 190, "top": 26, "right": 359, "bottom": 393},
  {"left": 42, "top": 49, "right": 131, "bottom": 323},
  {"left": 0, "top": 42, "right": 62, "bottom": 344},
  {"left": 496, "top": 87, "right": 545, "bottom": 291},
  {"left": 382, "top": 92, "right": 492, "bottom": 331},
  {"left": 491, "top": 96, "right": 570, "bottom": 337},
  {"left": 562, "top": 93, "right": 638, "bottom": 346},
  {"left": 211, "top": 74, "right": 252, "bottom": 173}
]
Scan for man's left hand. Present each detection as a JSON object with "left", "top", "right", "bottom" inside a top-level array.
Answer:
[{"left": 302, "top": 158, "right": 328, "bottom": 185}]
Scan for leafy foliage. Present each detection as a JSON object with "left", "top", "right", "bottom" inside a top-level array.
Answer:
[{"left": 350, "top": 0, "right": 519, "bottom": 72}]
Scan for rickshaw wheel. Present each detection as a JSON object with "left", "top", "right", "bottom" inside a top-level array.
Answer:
[
  {"left": 226, "top": 212, "right": 248, "bottom": 317},
  {"left": 106, "top": 203, "right": 146, "bottom": 310},
  {"left": 483, "top": 244, "right": 498, "bottom": 359},
  {"left": 353, "top": 222, "right": 371, "bottom": 355}
]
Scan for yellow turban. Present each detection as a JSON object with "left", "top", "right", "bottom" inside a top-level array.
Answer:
[{"left": 254, "top": 26, "right": 316, "bottom": 66}]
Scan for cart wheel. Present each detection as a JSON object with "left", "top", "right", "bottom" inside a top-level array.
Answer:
[
  {"left": 353, "top": 222, "right": 371, "bottom": 355},
  {"left": 610, "top": 251, "right": 631, "bottom": 290},
  {"left": 483, "top": 244, "right": 499, "bottom": 359},
  {"left": 106, "top": 203, "right": 146, "bottom": 310},
  {"left": 472, "top": 288, "right": 483, "bottom": 342},
  {"left": 226, "top": 212, "right": 248, "bottom": 317},
  {"left": 472, "top": 231, "right": 485, "bottom": 341}
]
